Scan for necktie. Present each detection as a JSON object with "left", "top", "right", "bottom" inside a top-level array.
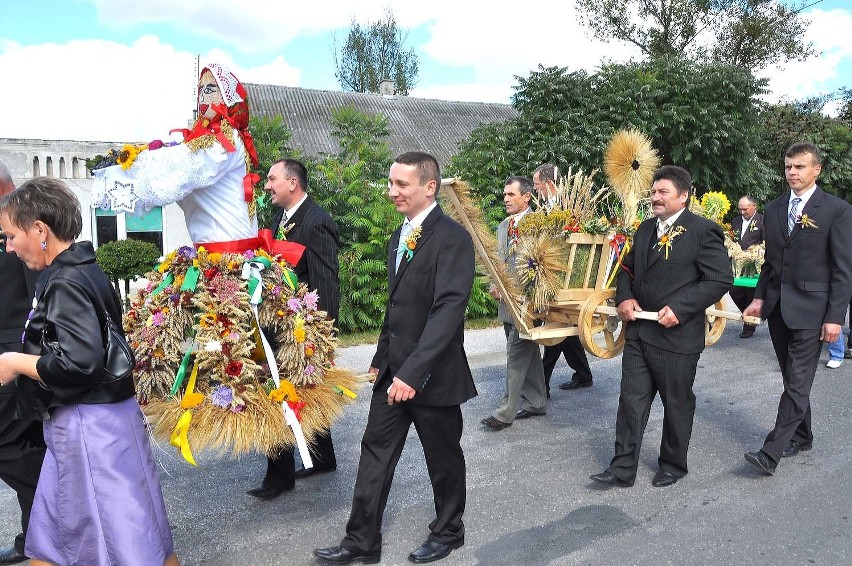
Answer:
[
  {"left": 657, "top": 220, "right": 668, "bottom": 239},
  {"left": 276, "top": 212, "right": 289, "bottom": 240},
  {"left": 788, "top": 197, "right": 801, "bottom": 235},
  {"left": 395, "top": 222, "right": 413, "bottom": 273},
  {"left": 507, "top": 217, "right": 516, "bottom": 241}
]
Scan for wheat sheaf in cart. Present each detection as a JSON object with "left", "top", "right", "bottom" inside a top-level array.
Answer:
[{"left": 440, "top": 129, "right": 761, "bottom": 360}]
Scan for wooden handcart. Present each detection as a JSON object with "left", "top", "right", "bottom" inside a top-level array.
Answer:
[{"left": 441, "top": 178, "right": 760, "bottom": 359}]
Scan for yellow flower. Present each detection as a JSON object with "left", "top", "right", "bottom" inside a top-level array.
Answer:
[
  {"left": 208, "top": 252, "right": 222, "bottom": 264},
  {"left": 180, "top": 392, "right": 205, "bottom": 409},
  {"left": 199, "top": 313, "right": 217, "bottom": 327},
  {"left": 293, "top": 327, "right": 306, "bottom": 343},
  {"left": 269, "top": 381, "right": 299, "bottom": 403},
  {"left": 117, "top": 144, "right": 141, "bottom": 170},
  {"left": 157, "top": 261, "right": 171, "bottom": 274},
  {"left": 700, "top": 191, "right": 731, "bottom": 221}
]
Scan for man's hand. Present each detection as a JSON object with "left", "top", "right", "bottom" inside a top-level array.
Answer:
[
  {"left": 657, "top": 305, "right": 680, "bottom": 328},
  {"left": 743, "top": 299, "right": 763, "bottom": 319},
  {"left": 617, "top": 299, "right": 643, "bottom": 321},
  {"left": 387, "top": 377, "right": 416, "bottom": 405},
  {"left": 821, "top": 322, "right": 842, "bottom": 343},
  {"left": 488, "top": 283, "right": 501, "bottom": 300},
  {"left": 367, "top": 366, "right": 379, "bottom": 384}
]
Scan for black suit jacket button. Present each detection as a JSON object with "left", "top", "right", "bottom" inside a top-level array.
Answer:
[
  {"left": 390, "top": 301, "right": 396, "bottom": 308},
  {"left": 390, "top": 331, "right": 397, "bottom": 338}
]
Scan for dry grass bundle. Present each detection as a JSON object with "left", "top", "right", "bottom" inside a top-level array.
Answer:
[
  {"left": 514, "top": 233, "right": 566, "bottom": 311},
  {"left": 604, "top": 129, "right": 660, "bottom": 226},
  {"left": 439, "top": 178, "right": 524, "bottom": 306},
  {"left": 143, "top": 367, "right": 361, "bottom": 457}
]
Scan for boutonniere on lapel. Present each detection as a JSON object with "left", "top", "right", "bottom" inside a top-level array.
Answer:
[
  {"left": 748, "top": 222, "right": 759, "bottom": 232},
  {"left": 275, "top": 221, "right": 295, "bottom": 240},
  {"left": 654, "top": 225, "right": 687, "bottom": 259},
  {"left": 397, "top": 225, "right": 423, "bottom": 263},
  {"left": 796, "top": 214, "right": 819, "bottom": 230}
]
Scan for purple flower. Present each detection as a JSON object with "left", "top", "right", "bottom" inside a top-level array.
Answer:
[
  {"left": 287, "top": 298, "right": 302, "bottom": 312},
  {"left": 148, "top": 139, "right": 164, "bottom": 150},
  {"left": 243, "top": 250, "right": 256, "bottom": 260},
  {"left": 177, "top": 246, "right": 197, "bottom": 260},
  {"left": 304, "top": 291, "right": 319, "bottom": 311},
  {"left": 270, "top": 285, "right": 282, "bottom": 297},
  {"left": 151, "top": 311, "right": 165, "bottom": 326},
  {"left": 210, "top": 384, "right": 233, "bottom": 408},
  {"left": 229, "top": 403, "right": 245, "bottom": 413},
  {"left": 304, "top": 364, "right": 315, "bottom": 376}
]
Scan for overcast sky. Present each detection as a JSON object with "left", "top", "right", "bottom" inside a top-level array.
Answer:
[{"left": 1, "top": 0, "right": 850, "bottom": 142}]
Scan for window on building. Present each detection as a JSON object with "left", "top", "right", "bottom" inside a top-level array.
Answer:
[
  {"left": 93, "top": 207, "right": 164, "bottom": 254},
  {"left": 46, "top": 156, "right": 53, "bottom": 177},
  {"left": 59, "top": 157, "right": 66, "bottom": 178},
  {"left": 32, "top": 156, "right": 40, "bottom": 177}
]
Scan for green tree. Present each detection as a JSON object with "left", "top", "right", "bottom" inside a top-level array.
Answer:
[
  {"left": 759, "top": 98, "right": 852, "bottom": 202},
  {"left": 334, "top": 9, "right": 419, "bottom": 95},
  {"left": 575, "top": 0, "right": 815, "bottom": 71},
  {"left": 450, "top": 58, "right": 775, "bottom": 208},
  {"left": 95, "top": 238, "right": 162, "bottom": 305}
]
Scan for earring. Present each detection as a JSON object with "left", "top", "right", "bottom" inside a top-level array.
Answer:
[{"left": 40, "top": 241, "right": 47, "bottom": 250}]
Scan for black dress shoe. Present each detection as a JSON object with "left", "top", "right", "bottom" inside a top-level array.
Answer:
[
  {"left": 481, "top": 416, "right": 511, "bottom": 430},
  {"left": 782, "top": 439, "right": 813, "bottom": 458},
  {"left": 313, "top": 545, "right": 380, "bottom": 565},
  {"left": 0, "top": 546, "right": 28, "bottom": 565},
  {"left": 408, "top": 538, "right": 464, "bottom": 563},
  {"left": 739, "top": 324, "right": 756, "bottom": 338},
  {"left": 559, "top": 379, "right": 592, "bottom": 390},
  {"left": 246, "top": 484, "right": 293, "bottom": 500},
  {"left": 744, "top": 450, "right": 777, "bottom": 475},
  {"left": 652, "top": 469, "right": 680, "bottom": 487},
  {"left": 294, "top": 465, "right": 337, "bottom": 479},
  {"left": 515, "top": 409, "right": 545, "bottom": 419},
  {"left": 589, "top": 471, "right": 632, "bottom": 487}
]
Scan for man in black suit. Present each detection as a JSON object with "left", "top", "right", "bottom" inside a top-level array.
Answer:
[
  {"left": 247, "top": 158, "right": 341, "bottom": 500},
  {"left": 531, "top": 163, "right": 594, "bottom": 394},
  {"left": 590, "top": 165, "right": 732, "bottom": 488},
  {"left": 729, "top": 195, "right": 765, "bottom": 338},
  {"left": 313, "top": 152, "right": 476, "bottom": 565},
  {"left": 0, "top": 161, "right": 46, "bottom": 564},
  {"left": 743, "top": 142, "right": 852, "bottom": 475}
]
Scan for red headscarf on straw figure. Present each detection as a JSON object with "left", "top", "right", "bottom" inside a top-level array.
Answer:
[{"left": 172, "top": 63, "right": 260, "bottom": 199}]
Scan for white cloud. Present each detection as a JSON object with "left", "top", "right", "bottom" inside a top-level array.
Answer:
[
  {"left": 0, "top": 37, "right": 300, "bottom": 141},
  {"left": 761, "top": 8, "right": 852, "bottom": 102}
]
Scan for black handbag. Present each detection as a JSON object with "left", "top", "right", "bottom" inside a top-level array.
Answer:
[{"left": 72, "top": 268, "right": 135, "bottom": 382}]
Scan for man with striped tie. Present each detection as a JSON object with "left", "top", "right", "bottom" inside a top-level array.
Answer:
[{"left": 743, "top": 142, "right": 852, "bottom": 475}]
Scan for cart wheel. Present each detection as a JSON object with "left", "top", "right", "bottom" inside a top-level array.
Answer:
[
  {"left": 579, "top": 289, "right": 626, "bottom": 359},
  {"left": 705, "top": 299, "right": 727, "bottom": 346}
]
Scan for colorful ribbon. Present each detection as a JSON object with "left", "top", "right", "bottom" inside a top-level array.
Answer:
[{"left": 196, "top": 229, "right": 305, "bottom": 267}]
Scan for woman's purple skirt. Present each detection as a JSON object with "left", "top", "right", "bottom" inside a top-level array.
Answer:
[{"left": 25, "top": 397, "right": 175, "bottom": 565}]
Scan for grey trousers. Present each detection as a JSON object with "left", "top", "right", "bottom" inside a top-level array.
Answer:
[{"left": 492, "top": 322, "right": 547, "bottom": 423}]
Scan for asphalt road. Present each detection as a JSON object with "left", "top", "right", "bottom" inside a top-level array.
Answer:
[{"left": 2, "top": 303, "right": 850, "bottom": 566}]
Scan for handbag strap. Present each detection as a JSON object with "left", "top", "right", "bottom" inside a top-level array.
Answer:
[{"left": 72, "top": 267, "right": 121, "bottom": 331}]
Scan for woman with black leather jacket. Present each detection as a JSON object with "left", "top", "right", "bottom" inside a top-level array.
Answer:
[{"left": 0, "top": 178, "right": 179, "bottom": 566}]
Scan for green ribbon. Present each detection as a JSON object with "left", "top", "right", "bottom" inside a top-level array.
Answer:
[
  {"left": 152, "top": 272, "right": 174, "bottom": 296},
  {"left": 181, "top": 266, "right": 200, "bottom": 292},
  {"left": 282, "top": 268, "right": 298, "bottom": 291},
  {"left": 170, "top": 345, "right": 195, "bottom": 397}
]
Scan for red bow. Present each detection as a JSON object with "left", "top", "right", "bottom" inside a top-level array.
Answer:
[{"left": 196, "top": 229, "right": 305, "bottom": 267}]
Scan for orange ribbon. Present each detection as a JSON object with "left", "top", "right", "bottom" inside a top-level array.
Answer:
[{"left": 196, "top": 229, "right": 305, "bottom": 267}]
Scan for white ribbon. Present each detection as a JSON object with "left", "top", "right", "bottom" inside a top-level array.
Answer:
[{"left": 241, "top": 261, "right": 313, "bottom": 469}]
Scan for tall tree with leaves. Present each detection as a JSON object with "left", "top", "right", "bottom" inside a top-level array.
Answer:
[
  {"left": 450, "top": 58, "right": 775, "bottom": 211},
  {"left": 334, "top": 9, "right": 419, "bottom": 95},
  {"left": 575, "top": 0, "right": 816, "bottom": 71}
]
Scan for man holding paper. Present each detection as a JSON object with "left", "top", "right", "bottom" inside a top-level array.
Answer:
[{"left": 590, "top": 165, "right": 732, "bottom": 488}]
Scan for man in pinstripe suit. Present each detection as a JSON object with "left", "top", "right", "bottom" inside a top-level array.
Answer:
[
  {"left": 247, "top": 158, "right": 341, "bottom": 500},
  {"left": 590, "top": 166, "right": 732, "bottom": 488}
]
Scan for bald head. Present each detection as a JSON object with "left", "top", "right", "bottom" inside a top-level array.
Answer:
[{"left": 0, "top": 160, "right": 14, "bottom": 197}]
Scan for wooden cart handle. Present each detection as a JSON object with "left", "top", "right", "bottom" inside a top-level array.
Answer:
[{"left": 594, "top": 305, "right": 762, "bottom": 326}]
